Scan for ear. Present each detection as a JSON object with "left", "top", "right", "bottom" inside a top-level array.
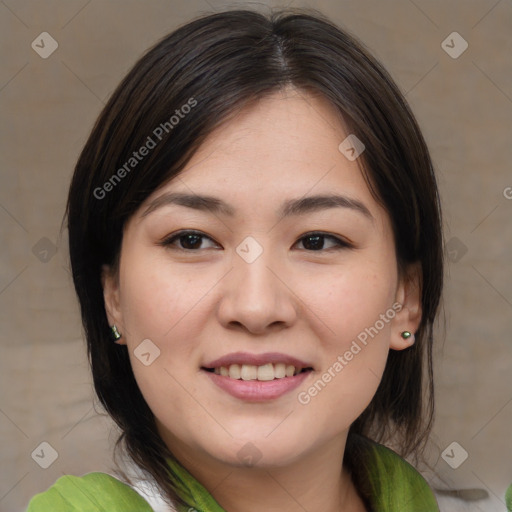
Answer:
[
  {"left": 101, "top": 264, "right": 126, "bottom": 345},
  {"left": 390, "top": 262, "right": 422, "bottom": 351}
]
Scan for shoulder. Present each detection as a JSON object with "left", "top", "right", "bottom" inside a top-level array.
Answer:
[
  {"left": 365, "top": 441, "right": 439, "bottom": 511},
  {"left": 368, "top": 442, "right": 438, "bottom": 509},
  {"left": 26, "top": 472, "right": 154, "bottom": 512},
  {"left": 348, "top": 435, "right": 439, "bottom": 512},
  {"left": 506, "top": 483, "right": 512, "bottom": 511}
]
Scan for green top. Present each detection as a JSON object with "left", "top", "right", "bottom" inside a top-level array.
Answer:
[
  {"left": 506, "top": 483, "right": 512, "bottom": 511},
  {"left": 27, "top": 439, "right": 440, "bottom": 511}
]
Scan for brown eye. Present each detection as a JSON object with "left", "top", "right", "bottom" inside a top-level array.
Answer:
[
  {"left": 161, "top": 230, "right": 220, "bottom": 251},
  {"left": 178, "top": 233, "right": 203, "bottom": 249},
  {"left": 295, "top": 232, "right": 352, "bottom": 251}
]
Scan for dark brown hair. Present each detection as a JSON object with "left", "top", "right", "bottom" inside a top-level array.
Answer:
[{"left": 65, "top": 8, "right": 443, "bottom": 507}]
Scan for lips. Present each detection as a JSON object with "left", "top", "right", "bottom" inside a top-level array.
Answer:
[{"left": 201, "top": 351, "right": 314, "bottom": 397}]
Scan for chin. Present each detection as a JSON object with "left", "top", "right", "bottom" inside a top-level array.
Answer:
[{"left": 199, "top": 428, "right": 314, "bottom": 470}]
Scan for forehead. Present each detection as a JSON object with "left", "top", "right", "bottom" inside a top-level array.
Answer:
[
  {"left": 137, "top": 88, "right": 387, "bottom": 227},
  {"left": 188, "top": 88, "right": 351, "bottom": 174}
]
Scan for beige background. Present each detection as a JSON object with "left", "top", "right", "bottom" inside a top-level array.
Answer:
[{"left": 1, "top": 1, "right": 511, "bottom": 511}]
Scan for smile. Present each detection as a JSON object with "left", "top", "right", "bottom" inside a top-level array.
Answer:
[{"left": 201, "top": 352, "right": 314, "bottom": 401}]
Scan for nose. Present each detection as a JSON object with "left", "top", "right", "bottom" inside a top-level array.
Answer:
[{"left": 217, "top": 251, "right": 298, "bottom": 335}]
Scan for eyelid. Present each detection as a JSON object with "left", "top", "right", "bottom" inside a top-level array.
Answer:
[
  {"left": 294, "top": 231, "right": 354, "bottom": 250},
  {"left": 159, "top": 229, "right": 221, "bottom": 249}
]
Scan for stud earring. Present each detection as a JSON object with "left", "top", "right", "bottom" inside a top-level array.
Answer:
[
  {"left": 401, "top": 331, "right": 414, "bottom": 342},
  {"left": 111, "top": 325, "right": 122, "bottom": 342}
]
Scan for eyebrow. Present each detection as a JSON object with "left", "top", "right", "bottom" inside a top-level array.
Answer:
[{"left": 141, "top": 192, "right": 373, "bottom": 221}]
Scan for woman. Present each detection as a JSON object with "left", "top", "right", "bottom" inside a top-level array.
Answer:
[{"left": 28, "top": 8, "right": 444, "bottom": 511}]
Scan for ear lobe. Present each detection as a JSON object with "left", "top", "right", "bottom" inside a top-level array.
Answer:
[
  {"left": 390, "top": 262, "right": 422, "bottom": 351},
  {"left": 101, "top": 264, "right": 125, "bottom": 344}
]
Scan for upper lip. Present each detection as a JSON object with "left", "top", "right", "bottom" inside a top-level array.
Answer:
[{"left": 203, "top": 352, "right": 313, "bottom": 370}]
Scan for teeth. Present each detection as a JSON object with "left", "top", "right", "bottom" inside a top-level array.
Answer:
[
  {"left": 274, "top": 363, "right": 286, "bottom": 378},
  {"left": 228, "top": 364, "right": 241, "bottom": 379},
  {"left": 241, "top": 364, "right": 258, "bottom": 380},
  {"left": 257, "top": 363, "right": 274, "bottom": 381},
  {"left": 212, "top": 363, "right": 306, "bottom": 381}
]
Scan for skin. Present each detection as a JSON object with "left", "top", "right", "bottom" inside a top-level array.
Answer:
[{"left": 103, "top": 87, "right": 422, "bottom": 512}]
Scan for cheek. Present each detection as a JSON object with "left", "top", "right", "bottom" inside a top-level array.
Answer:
[
  {"left": 119, "top": 255, "right": 214, "bottom": 344},
  {"left": 117, "top": 256, "right": 223, "bottom": 420},
  {"left": 119, "top": 270, "right": 207, "bottom": 436},
  {"left": 295, "top": 308, "right": 391, "bottom": 440},
  {"left": 292, "top": 258, "right": 396, "bottom": 419},
  {"left": 116, "top": 261, "right": 191, "bottom": 379},
  {"left": 298, "top": 259, "right": 397, "bottom": 346}
]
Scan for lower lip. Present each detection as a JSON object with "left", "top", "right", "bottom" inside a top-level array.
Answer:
[{"left": 203, "top": 369, "right": 312, "bottom": 402}]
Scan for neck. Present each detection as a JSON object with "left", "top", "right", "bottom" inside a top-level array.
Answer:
[{"left": 167, "top": 433, "right": 365, "bottom": 512}]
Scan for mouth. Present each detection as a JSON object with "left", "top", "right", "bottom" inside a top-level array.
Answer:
[
  {"left": 201, "top": 363, "right": 313, "bottom": 381},
  {"left": 201, "top": 352, "right": 314, "bottom": 401},
  {"left": 201, "top": 358, "right": 314, "bottom": 402}
]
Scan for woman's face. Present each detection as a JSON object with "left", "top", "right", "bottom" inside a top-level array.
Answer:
[{"left": 104, "top": 88, "right": 420, "bottom": 469}]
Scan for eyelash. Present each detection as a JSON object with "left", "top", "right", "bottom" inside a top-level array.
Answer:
[{"left": 159, "top": 230, "right": 353, "bottom": 252}]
